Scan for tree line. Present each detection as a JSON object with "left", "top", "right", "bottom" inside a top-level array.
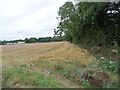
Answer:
[
  {"left": 55, "top": 1, "right": 120, "bottom": 47},
  {"left": 0, "top": 36, "right": 63, "bottom": 45}
]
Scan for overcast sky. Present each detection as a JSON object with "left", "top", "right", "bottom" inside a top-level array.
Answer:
[{"left": 0, "top": 0, "right": 73, "bottom": 40}]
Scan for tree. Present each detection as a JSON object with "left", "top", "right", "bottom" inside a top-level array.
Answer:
[
  {"left": 56, "top": 1, "right": 120, "bottom": 46},
  {"left": 24, "top": 38, "right": 29, "bottom": 43},
  {"left": 25, "top": 37, "right": 37, "bottom": 43},
  {"left": 28, "top": 37, "right": 37, "bottom": 43}
]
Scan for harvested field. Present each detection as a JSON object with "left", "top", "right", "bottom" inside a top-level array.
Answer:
[{"left": 2, "top": 41, "right": 95, "bottom": 68}]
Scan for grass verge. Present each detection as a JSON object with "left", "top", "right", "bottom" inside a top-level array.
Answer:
[
  {"left": 2, "top": 65, "right": 62, "bottom": 88},
  {"left": 32, "top": 58, "right": 118, "bottom": 88}
]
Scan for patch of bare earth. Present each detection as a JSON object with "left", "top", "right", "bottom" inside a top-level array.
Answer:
[{"left": 55, "top": 75, "right": 80, "bottom": 88}]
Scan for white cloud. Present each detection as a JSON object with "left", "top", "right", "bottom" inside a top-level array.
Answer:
[
  {"left": 0, "top": 0, "right": 71, "bottom": 40},
  {"left": 1, "top": 0, "right": 28, "bottom": 17}
]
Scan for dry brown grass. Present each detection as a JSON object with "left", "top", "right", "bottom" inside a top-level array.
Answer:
[{"left": 2, "top": 41, "right": 95, "bottom": 68}]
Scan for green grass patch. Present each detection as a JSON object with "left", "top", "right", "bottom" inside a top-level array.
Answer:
[{"left": 3, "top": 65, "right": 62, "bottom": 88}]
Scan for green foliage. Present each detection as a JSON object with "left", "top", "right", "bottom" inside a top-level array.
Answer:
[
  {"left": 104, "top": 81, "right": 118, "bottom": 88},
  {"left": 56, "top": 1, "right": 120, "bottom": 46},
  {"left": 96, "top": 57, "right": 118, "bottom": 88},
  {"left": 1, "top": 36, "right": 63, "bottom": 45},
  {"left": 97, "top": 57, "right": 118, "bottom": 74},
  {"left": 0, "top": 41, "right": 2, "bottom": 45},
  {"left": 81, "top": 79, "right": 91, "bottom": 88},
  {"left": 25, "top": 37, "right": 37, "bottom": 43}
]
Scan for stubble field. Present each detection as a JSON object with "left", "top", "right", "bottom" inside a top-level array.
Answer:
[{"left": 2, "top": 42, "right": 95, "bottom": 68}]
